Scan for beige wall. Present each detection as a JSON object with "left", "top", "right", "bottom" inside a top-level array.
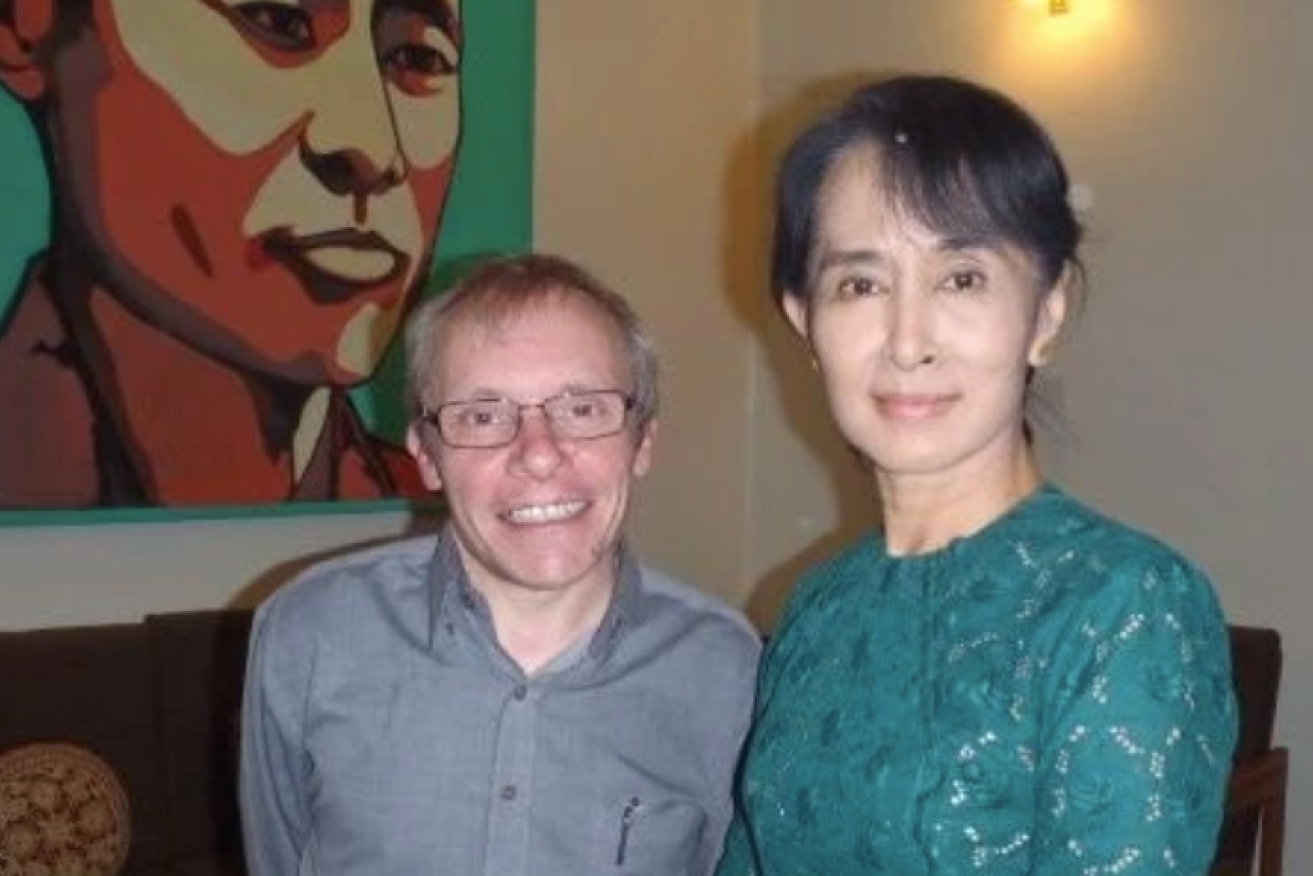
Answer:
[
  {"left": 1, "top": 0, "right": 1306, "bottom": 866},
  {"left": 533, "top": 0, "right": 761, "bottom": 607}
]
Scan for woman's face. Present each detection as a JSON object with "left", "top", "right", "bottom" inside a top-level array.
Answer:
[
  {"left": 46, "top": 0, "right": 462, "bottom": 384},
  {"left": 785, "top": 146, "right": 1066, "bottom": 485}
]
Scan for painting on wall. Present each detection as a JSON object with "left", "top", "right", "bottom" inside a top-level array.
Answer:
[{"left": 0, "top": 1, "right": 534, "bottom": 524}]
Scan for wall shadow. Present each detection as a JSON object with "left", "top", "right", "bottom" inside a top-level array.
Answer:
[
  {"left": 718, "top": 73, "right": 891, "bottom": 631},
  {"left": 229, "top": 507, "right": 446, "bottom": 609}
]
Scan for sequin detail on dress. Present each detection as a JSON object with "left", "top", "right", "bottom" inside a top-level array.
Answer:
[{"left": 716, "top": 486, "right": 1237, "bottom": 876}]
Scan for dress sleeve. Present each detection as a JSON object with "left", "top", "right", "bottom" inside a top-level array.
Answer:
[
  {"left": 712, "top": 588, "right": 804, "bottom": 876},
  {"left": 239, "top": 596, "right": 314, "bottom": 876},
  {"left": 1032, "top": 554, "right": 1238, "bottom": 875}
]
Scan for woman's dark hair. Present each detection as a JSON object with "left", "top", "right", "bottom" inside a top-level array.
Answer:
[{"left": 772, "top": 75, "right": 1083, "bottom": 305}]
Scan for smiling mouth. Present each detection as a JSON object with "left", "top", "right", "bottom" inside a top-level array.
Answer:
[
  {"left": 257, "top": 228, "right": 407, "bottom": 302},
  {"left": 875, "top": 394, "right": 956, "bottom": 421},
  {"left": 502, "top": 500, "right": 589, "bottom": 525}
]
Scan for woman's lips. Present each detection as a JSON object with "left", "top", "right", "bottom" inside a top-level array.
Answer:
[
  {"left": 874, "top": 392, "right": 956, "bottom": 421},
  {"left": 257, "top": 228, "right": 406, "bottom": 295}
]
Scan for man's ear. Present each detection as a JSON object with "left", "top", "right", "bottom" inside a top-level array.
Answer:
[
  {"left": 1028, "top": 270, "right": 1071, "bottom": 368},
  {"left": 406, "top": 424, "right": 444, "bottom": 492},
  {"left": 0, "top": 0, "right": 59, "bottom": 101},
  {"left": 631, "top": 419, "right": 657, "bottom": 479}
]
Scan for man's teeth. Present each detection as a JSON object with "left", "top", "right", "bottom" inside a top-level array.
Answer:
[{"left": 505, "top": 501, "right": 586, "bottom": 524}]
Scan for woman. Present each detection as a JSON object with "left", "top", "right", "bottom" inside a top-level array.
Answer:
[{"left": 717, "top": 76, "right": 1236, "bottom": 876}]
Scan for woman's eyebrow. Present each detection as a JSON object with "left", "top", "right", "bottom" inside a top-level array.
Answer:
[{"left": 814, "top": 248, "right": 885, "bottom": 274}]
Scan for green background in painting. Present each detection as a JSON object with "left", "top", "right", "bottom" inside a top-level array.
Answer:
[{"left": 0, "top": 2, "right": 535, "bottom": 524}]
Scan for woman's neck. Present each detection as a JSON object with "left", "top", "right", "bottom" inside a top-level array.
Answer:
[{"left": 876, "top": 444, "right": 1043, "bottom": 557}]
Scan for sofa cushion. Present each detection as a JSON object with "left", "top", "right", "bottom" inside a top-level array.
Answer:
[
  {"left": 0, "top": 741, "right": 131, "bottom": 875},
  {"left": 0, "top": 623, "right": 172, "bottom": 871},
  {"left": 147, "top": 610, "right": 254, "bottom": 864},
  {"left": 169, "top": 851, "right": 251, "bottom": 876}
]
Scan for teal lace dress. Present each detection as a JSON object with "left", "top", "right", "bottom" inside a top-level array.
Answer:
[{"left": 717, "top": 486, "right": 1236, "bottom": 876}]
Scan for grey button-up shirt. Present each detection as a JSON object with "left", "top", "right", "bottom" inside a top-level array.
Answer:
[{"left": 240, "top": 529, "right": 760, "bottom": 876}]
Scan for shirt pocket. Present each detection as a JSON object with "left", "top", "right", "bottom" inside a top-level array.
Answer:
[{"left": 608, "top": 796, "right": 707, "bottom": 876}]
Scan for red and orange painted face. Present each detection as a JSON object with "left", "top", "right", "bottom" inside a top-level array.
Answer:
[{"left": 46, "top": 0, "right": 462, "bottom": 384}]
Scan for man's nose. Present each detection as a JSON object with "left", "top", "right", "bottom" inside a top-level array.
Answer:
[
  {"left": 510, "top": 409, "right": 567, "bottom": 477},
  {"left": 300, "top": 42, "right": 407, "bottom": 199}
]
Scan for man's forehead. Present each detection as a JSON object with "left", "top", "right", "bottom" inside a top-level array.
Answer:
[
  {"left": 459, "top": 296, "right": 619, "bottom": 348},
  {"left": 432, "top": 299, "right": 624, "bottom": 384}
]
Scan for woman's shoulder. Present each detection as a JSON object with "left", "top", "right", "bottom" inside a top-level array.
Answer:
[
  {"left": 1017, "top": 485, "right": 1210, "bottom": 581},
  {"left": 791, "top": 535, "right": 881, "bottom": 601},
  {"left": 1018, "top": 487, "right": 1226, "bottom": 639},
  {"left": 764, "top": 535, "right": 881, "bottom": 641}
]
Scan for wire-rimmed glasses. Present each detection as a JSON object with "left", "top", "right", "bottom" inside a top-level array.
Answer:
[{"left": 419, "top": 389, "right": 635, "bottom": 449}]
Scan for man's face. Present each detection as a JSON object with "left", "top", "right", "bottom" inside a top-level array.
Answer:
[
  {"left": 409, "top": 294, "right": 656, "bottom": 600},
  {"left": 46, "top": 0, "right": 462, "bottom": 384}
]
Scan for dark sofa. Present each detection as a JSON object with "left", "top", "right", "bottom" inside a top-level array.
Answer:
[
  {"left": 0, "top": 612, "right": 1281, "bottom": 876},
  {"left": 0, "top": 609, "right": 254, "bottom": 876}
]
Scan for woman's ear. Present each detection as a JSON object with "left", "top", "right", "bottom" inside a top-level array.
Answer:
[
  {"left": 0, "top": 0, "right": 59, "bottom": 100},
  {"left": 782, "top": 292, "right": 822, "bottom": 370},
  {"left": 781, "top": 291, "right": 809, "bottom": 340},
  {"left": 1029, "top": 270, "right": 1071, "bottom": 368}
]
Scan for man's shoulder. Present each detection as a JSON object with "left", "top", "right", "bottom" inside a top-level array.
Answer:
[
  {"left": 259, "top": 535, "right": 436, "bottom": 623},
  {"left": 635, "top": 564, "right": 762, "bottom": 652}
]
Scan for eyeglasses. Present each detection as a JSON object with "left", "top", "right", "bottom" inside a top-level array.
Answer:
[{"left": 420, "top": 390, "right": 636, "bottom": 449}]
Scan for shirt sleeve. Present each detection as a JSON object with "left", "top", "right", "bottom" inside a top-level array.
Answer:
[
  {"left": 1032, "top": 554, "right": 1238, "bottom": 875},
  {"left": 240, "top": 596, "right": 314, "bottom": 876}
]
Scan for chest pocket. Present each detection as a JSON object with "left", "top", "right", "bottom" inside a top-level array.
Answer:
[{"left": 608, "top": 797, "right": 707, "bottom": 876}]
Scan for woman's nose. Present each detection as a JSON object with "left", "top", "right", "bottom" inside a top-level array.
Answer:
[{"left": 886, "top": 297, "right": 937, "bottom": 370}]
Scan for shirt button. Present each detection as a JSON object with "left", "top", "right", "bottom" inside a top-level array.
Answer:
[
  {"left": 513, "top": 685, "right": 528, "bottom": 700},
  {"left": 500, "top": 784, "right": 518, "bottom": 801}
]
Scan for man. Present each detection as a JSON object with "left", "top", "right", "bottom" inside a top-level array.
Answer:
[
  {"left": 240, "top": 254, "right": 761, "bottom": 875},
  {"left": 0, "top": 0, "right": 463, "bottom": 507}
]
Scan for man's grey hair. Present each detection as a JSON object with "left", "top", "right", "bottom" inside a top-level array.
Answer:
[{"left": 404, "top": 253, "right": 660, "bottom": 429}]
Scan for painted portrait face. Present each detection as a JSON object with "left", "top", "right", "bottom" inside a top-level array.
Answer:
[
  {"left": 408, "top": 294, "right": 656, "bottom": 600},
  {"left": 786, "top": 146, "right": 1066, "bottom": 486},
  {"left": 43, "top": 0, "right": 462, "bottom": 384}
]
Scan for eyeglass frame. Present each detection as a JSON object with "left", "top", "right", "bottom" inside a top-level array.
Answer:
[{"left": 417, "top": 389, "right": 638, "bottom": 449}]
